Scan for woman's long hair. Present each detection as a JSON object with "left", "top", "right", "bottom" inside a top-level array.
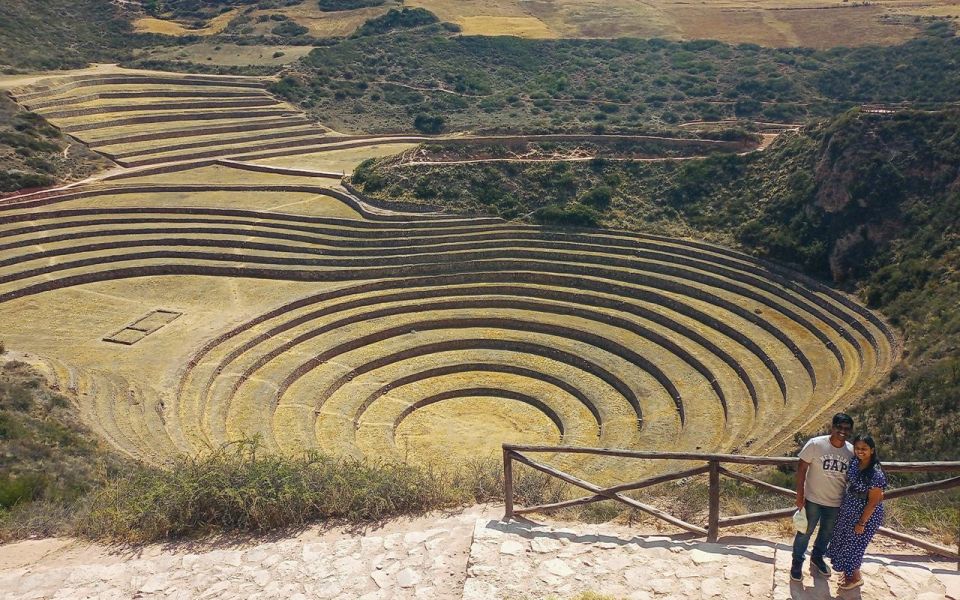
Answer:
[{"left": 854, "top": 433, "right": 881, "bottom": 482}]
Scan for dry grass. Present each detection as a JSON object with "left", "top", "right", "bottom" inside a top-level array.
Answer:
[
  {"left": 408, "top": 0, "right": 939, "bottom": 47},
  {"left": 251, "top": 143, "right": 419, "bottom": 173},
  {"left": 133, "top": 10, "right": 239, "bottom": 37},
  {"left": 135, "top": 43, "right": 315, "bottom": 67}
]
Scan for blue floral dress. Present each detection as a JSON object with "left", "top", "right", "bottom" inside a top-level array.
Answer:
[{"left": 825, "top": 457, "right": 887, "bottom": 576}]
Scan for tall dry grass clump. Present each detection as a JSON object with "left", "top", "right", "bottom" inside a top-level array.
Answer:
[{"left": 77, "top": 440, "right": 458, "bottom": 543}]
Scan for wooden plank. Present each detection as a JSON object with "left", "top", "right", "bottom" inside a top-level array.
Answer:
[
  {"left": 708, "top": 460, "right": 720, "bottom": 542},
  {"left": 877, "top": 527, "right": 959, "bottom": 559},
  {"left": 514, "top": 464, "right": 710, "bottom": 514},
  {"left": 718, "top": 466, "right": 794, "bottom": 498},
  {"left": 881, "top": 462, "right": 960, "bottom": 473},
  {"left": 884, "top": 476, "right": 960, "bottom": 500},
  {"left": 718, "top": 507, "right": 795, "bottom": 528},
  {"left": 511, "top": 452, "right": 707, "bottom": 535},
  {"left": 503, "top": 447, "right": 514, "bottom": 520},
  {"left": 503, "top": 445, "right": 797, "bottom": 465}
]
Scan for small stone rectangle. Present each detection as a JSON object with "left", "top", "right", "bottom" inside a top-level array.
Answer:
[
  {"left": 103, "top": 309, "right": 182, "bottom": 345},
  {"left": 103, "top": 328, "right": 147, "bottom": 345},
  {"left": 129, "top": 310, "right": 181, "bottom": 332}
]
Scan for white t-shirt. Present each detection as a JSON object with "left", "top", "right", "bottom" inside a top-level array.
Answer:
[{"left": 798, "top": 434, "right": 854, "bottom": 507}]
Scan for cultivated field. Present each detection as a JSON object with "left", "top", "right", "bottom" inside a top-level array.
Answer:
[
  {"left": 0, "top": 69, "right": 898, "bottom": 483},
  {"left": 409, "top": 0, "right": 954, "bottom": 47},
  {"left": 127, "top": 0, "right": 958, "bottom": 48}
]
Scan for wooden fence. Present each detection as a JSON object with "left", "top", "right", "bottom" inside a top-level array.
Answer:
[{"left": 502, "top": 444, "right": 960, "bottom": 558}]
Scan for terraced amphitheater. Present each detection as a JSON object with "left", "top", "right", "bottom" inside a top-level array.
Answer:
[{"left": 0, "top": 70, "right": 898, "bottom": 482}]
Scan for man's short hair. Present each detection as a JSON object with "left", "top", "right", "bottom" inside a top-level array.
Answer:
[{"left": 832, "top": 413, "right": 854, "bottom": 428}]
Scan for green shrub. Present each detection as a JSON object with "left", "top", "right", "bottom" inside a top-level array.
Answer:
[
  {"left": 413, "top": 113, "right": 445, "bottom": 134},
  {"left": 318, "top": 0, "right": 385, "bottom": 11},
  {"left": 354, "top": 7, "right": 438, "bottom": 36},
  {"left": 580, "top": 186, "right": 613, "bottom": 209},
  {"left": 271, "top": 20, "right": 309, "bottom": 36},
  {"left": 534, "top": 203, "right": 601, "bottom": 227}
]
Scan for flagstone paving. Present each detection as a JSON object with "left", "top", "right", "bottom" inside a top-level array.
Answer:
[{"left": 0, "top": 507, "right": 955, "bottom": 599}]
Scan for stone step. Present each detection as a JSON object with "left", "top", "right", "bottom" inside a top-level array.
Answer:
[{"left": 462, "top": 517, "right": 957, "bottom": 600}]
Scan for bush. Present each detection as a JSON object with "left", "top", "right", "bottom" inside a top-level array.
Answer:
[
  {"left": 354, "top": 7, "right": 438, "bottom": 36},
  {"left": 318, "top": 0, "right": 385, "bottom": 11},
  {"left": 413, "top": 113, "right": 445, "bottom": 134},
  {"left": 534, "top": 203, "right": 601, "bottom": 227},
  {"left": 272, "top": 21, "right": 309, "bottom": 37},
  {"left": 580, "top": 186, "right": 613, "bottom": 209}
]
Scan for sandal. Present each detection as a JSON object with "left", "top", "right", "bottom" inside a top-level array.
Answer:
[{"left": 838, "top": 577, "right": 864, "bottom": 591}]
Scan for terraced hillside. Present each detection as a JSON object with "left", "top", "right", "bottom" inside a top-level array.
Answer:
[
  {"left": 0, "top": 70, "right": 898, "bottom": 480},
  {"left": 6, "top": 72, "right": 449, "bottom": 172}
]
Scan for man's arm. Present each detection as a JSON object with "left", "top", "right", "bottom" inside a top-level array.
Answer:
[{"left": 795, "top": 460, "right": 810, "bottom": 509}]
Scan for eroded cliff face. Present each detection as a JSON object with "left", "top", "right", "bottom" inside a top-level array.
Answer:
[{"left": 799, "top": 109, "right": 960, "bottom": 284}]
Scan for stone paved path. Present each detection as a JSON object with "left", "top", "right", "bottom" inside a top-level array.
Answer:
[
  {"left": 0, "top": 507, "right": 956, "bottom": 599},
  {"left": 462, "top": 518, "right": 957, "bottom": 600}
]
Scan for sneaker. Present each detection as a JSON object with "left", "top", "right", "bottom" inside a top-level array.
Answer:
[
  {"left": 811, "top": 555, "right": 830, "bottom": 577},
  {"left": 790, "top": 561, "right": 803, "bottom": 582}
]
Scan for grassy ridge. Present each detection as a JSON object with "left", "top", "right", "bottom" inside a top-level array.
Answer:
[
  {"left": 274, "top": 21, "right": 959, "bottom": 134},
  {"left": 353, "top": 109, "right": 960, "bottom": 461}
]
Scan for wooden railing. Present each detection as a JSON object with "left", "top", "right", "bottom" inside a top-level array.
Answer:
[{"left": 502, "top": 444, "right": 960, "bottom": 558}]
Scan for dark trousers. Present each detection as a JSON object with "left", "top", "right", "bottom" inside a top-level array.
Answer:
[{"left": 791, "top": 500, "right": 839, "bottom": 563}]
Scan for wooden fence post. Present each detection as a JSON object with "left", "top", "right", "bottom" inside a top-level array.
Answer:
[
  {"left": 503, "top": 447, "right": 514, "bottom": 521},
  {"left": 707, "top": 460, "right": 720, "bottom": 543}
]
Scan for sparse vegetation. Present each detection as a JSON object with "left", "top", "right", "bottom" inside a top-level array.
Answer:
[
  {"left": 0, "top": 361, "right": 127, "bottom": 540},
  {"left": 0, "top": 96, "right": 108, "bottom": 193},
  {"left": 279, "top": 22, "right": 960, "bottom": 134},
  {"left": 0, "top": 0, "right": 135, "bottom": 70}
]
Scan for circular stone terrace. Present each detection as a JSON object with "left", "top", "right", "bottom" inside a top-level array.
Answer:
[{"left": 0, "top": 71, "right": 898, "bottom": 482}]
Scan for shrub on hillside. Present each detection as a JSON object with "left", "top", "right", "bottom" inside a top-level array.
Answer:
[
  {"left": 534, "top": 203, "right": 601, "bottom": 227},
  {"left": 272, "top": 20, "right": 309, "bottom": 36},
  {"left": 579, "top": 186, "right": 613, "bottom": 209},
  {"left": 413, "top": 113, "right": 445, "bottom": 134},
  {"left": 353, "top": 7, "right": 438, "bottom": 36},
  {"left": 318, "top": 0, "right": 385, "bottom": 11}
]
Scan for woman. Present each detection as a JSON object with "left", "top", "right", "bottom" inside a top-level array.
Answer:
[{"left": 825, "top": 434, "right": 887, "bottom": 591}]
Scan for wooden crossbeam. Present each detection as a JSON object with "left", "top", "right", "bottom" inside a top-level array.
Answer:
[
  {"left": 510, "top": 451, "right": 707, "bottom": 535},
  {"left": 513, "top": 464, "right": 710, "bottom": 515}
]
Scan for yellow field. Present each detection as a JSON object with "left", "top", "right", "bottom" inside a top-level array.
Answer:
[
  {"left": 409, "top": 0, "right": 952, "bottom": 47},
  {"left": 125, "top": 0, "right": 955, "bottom": 47},
  {"left": 251, "top": 143, "right": 420, "bottom": 173},
  {"left": 133, "top": 10, "right": 239, "bottom": 36}
]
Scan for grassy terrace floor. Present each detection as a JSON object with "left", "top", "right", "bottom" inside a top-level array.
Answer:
[{"left": 0, "top": 149, "right": 897, "bottom": 478}]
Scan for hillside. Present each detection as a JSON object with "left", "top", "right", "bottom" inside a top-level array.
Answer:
[
  {"left": 0, "top": 95, "right": 110, "bottom": 193},
  {"left": 0, "top": 1, "right": 134, "bottom": 71},
  {"left": 353, "top": 109, "right": 960, "bottom": 460},
  {"left": 276, "top": 21, "right": 960, "bottom": 134}
]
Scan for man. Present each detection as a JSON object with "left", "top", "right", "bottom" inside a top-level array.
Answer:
[{"left": 791, "top": 413, "right": 855, "bottom": 582}]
